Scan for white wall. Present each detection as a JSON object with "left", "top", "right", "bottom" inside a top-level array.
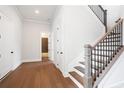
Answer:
[
  {"left": 51, "top": 6, "right": 105, "bottom": 76},
  {"left": 22, "top": 20, "right": 50, "bottom": 62},
  {"left": 102, "top": 6, "right": 121, "bottom": 30},
  {"left": 0, "top": 6, "right": 22, "bottom": 78},
  {"left": 120, "top": 6, "right": 124, "bottom": 17},
  {"left": 48, "top": 29, "right": 54, "bottom": 61}
]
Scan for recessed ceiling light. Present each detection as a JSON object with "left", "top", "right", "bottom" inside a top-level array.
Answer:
[{"left": 35, "top": 10, "right": 39, "bottom": 14}]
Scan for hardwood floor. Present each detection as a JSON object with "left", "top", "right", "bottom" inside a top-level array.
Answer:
[
  {"left": 42, "top": 57, "right": 49, "bottom": 62},
  {"left": 0, "top": 62, "right": 77, "bottom": 88}
]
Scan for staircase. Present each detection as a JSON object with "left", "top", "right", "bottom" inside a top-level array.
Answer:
[
  {"left": 69, "top": 61, "right": 85, "bottom": 88},
  {"left": 68, "top": 5, "right": 124, "bottom": 88}
]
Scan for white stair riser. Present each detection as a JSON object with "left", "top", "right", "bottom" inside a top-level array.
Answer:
[{"left": 73, "top": 68, "right": 85, "bottom": 77}]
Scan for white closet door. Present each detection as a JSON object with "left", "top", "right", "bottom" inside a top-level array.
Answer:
[{"left": 0, "top": 12, "right": 13, "bottom": 79}]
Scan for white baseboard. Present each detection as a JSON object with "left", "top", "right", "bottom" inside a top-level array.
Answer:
[
  {"left": 12, "top": 62, "right": 22, "bottom": 70},
  {"left": 0, "top": 62, "right": 22, "bottom": 81},
  {"left": 22, "top": 59, "right": 41, "bottom": 63},
  {"left": 63, "top": 72, "right": 69, "bottom": 77},
  {"left": 0, "top": 67, "right": 12, "bottom": 79}
]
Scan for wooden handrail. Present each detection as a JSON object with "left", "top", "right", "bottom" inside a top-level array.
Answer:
[
  {"left": 84, "top": 18, "right": 123, "bottom": 88},
  {"left": 92, "top": 18, "right": 123, "bottom": 49},
  {"left": 98, "top": 5, "right": 105, "bottom": 13},
  {"left": 115, "top": 17, "right": 121, "bottom": 23}
]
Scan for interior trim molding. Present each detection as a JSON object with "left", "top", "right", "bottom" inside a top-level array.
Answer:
[{"left": 24, "top": 18, "right": 51, "bottom": 25}]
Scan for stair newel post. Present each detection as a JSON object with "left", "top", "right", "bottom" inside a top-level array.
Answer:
[
  {"left": 84, "top": 44, "right": 92, "bottom": 88},
  {"left": 104, "top": 9, "right": 107, "bottom": 33}
]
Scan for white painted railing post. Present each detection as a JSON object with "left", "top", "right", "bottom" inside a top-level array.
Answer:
[{"left": 84, "top": 44, "right": 92, "bottom": 88}]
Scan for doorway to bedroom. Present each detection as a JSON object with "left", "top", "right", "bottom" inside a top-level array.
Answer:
[{"left": 41, "top": 33, "right": 49, "bottom": 62}]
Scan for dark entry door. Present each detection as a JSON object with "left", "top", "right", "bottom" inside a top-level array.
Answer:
[{"left": 42, "top": 38, "right": 48, "bottom": 53}]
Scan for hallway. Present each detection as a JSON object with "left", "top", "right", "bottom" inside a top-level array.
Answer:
[{"left": 0, "top": 61, "right": 77, "bottom": 88}]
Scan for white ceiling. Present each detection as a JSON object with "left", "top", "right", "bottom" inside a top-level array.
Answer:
[{"left": 17, "top": 5, "right": 57, "bottom": 23}]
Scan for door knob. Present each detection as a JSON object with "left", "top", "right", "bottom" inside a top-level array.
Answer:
[
  {"left": 60, "top": 52, "right": 63, "bottom": 54},
  {"left": 11, "top": 51, "right": 14, "bottom": 54}
]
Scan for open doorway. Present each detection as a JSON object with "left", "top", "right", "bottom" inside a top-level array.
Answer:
[{"left": 41, "top": 33, "right": 49, "bottom": 62}]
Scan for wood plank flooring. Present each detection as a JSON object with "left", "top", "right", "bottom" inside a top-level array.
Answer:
[
  {"left": 0, "top": 62, "right": 77, "bottom": 88},
  {"left": 42, "top": 57, "right": 49, "bottom": 62}
]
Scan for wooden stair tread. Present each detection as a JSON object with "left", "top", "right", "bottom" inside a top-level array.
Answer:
[
  {"left": 69, "top": 71, "right": 84, "bottom": 86},
  {"left": 65, "top": 77, "right": 78, "bottom": 88},
  {"left": 74, "top": 66, "right": 85, "bottom": 74}
]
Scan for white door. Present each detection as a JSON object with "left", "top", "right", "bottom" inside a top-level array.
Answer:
[{"left": 0, "top": 12, "right": 13, "bottom": 79}]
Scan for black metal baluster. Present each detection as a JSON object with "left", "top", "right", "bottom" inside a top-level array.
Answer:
[
  {"left": 114, "top": 26, "right": 118, "bottom": 56},
  {"left": 102, "top": 40, "right": 103, "bottom": 70},
  {"left": 100, "top": 42, "right": 103, "bottom": 73},
  {"left": 115, "top": 27, "right": 116, "bottom": 55},
  {"left": 97, "top": 45, "right": 99, "bottom": 77},
  {"left": 121, "top": 21, "right": 123, "bottom": 47},
  {"left": 110, "top": 32, "right": 113, "bottom": 61},
  {"left": 106, "top": 37, "right": 107, "bottom": 66},
  {"left": 119, "top": 23, "right": 121, "bottom": 48},
  {"left": 95, "top": 48, "right": 97, "bottom": 80},
  {"left": 113, "top": 29, "right": 115, "bottom": 56},
  {"left": 116, "top": 25, "right": 118, "bottom": 52},
  {"left": 107, "top": 36, "right": 109, "bottom": 64},
  {"left": 117, "top": 24, "right": 119, "bottom": 51},
  {"left": 100, "top": 43, "right": 102, "bottom": 73},
  {"left": 103, "top": 40, "right": 105, "bottom": 70},
  {"left": 109, "top": 35, "right": 111, "bottom": 63},
  {"left": 91, "top": 50, "right": 93, "bottom": 77},
  {"left": 117, "top": 24, "right": 119, "bottom": 50}
]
